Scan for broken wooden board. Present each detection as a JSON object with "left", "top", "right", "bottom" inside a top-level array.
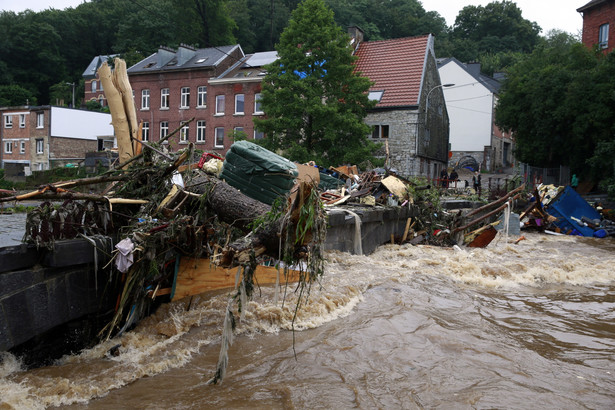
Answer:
[
  {"left": 381, "top": 175, "right": 407, "bottom": 199},
  {"left": 172, "top": 258, "right": 300, "bottom": 301},
  {"left": 466, "top": 225, "right": 498, "bottom": 248}
]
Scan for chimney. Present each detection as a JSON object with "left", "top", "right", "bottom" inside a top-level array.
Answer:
[
  {"left": 157, "top": 46, "right": 176, "bottom": 68},
  {"left": 177, "top": 44, "right": 197, "bottom": 66},
  {"left": 348, "top": 26, "right": 364, "bottom": 50},
  {"left": 466, "top": 62, "right": 482, "bottom": 77}
]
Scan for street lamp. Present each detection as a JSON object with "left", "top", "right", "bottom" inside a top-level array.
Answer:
[
  {"left": 421, "top": 83, "right": 454, "bottom": 158},
  {"left": 425, "top": 83, "right": 454, "bottom": 112},
  {"left": 65, "top": 82, "right": 75, "bottom": 108}
]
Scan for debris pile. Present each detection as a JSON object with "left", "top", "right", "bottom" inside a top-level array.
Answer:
[{"left": 520, "top": 185, "right": 615, "bottom": 237}]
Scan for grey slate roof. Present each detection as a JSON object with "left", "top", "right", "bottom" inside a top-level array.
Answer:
[
  {"left": 82, "top": 54, "right": 118, "bottom": 78},
  {"left": 437, "top": 57, "right": 502, "bottom": 94},
  {"left": 214, "top": 51, "right": 278, "bottom": 80},
  {"left": 127, "top": 44, "right": 243, "bottom": 74}
]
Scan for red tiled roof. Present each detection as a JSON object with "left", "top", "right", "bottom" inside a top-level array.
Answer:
[{"left": 354, "top": 35, "right": 430, "bottom": 108}]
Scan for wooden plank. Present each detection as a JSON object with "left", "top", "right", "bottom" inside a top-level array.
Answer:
[
  {"left": 401, "top": 217, "right": 412, "bottom": 242},
  {"left": 172, "top": 258, "right": 300, "bottom": 301}
]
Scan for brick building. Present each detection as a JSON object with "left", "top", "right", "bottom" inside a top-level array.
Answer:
[
  {"left": 121, "top": 32, "right": 448, "bottom": 178},
  {"left": 578, "top": 0, "right": 615, "bottom": 53},
  {"left": 1, "top": 106, "right": 114, "bottom": 179},
  {"left": 126, "top": 44, "right": 259, "bottom": 155},
  {"left": 83, "top": 54, "right": 118, "bottom": 108}
]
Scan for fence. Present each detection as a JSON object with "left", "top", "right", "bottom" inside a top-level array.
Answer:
[{"left": 521, "top": 164, "right": 570, "bottom": 190}]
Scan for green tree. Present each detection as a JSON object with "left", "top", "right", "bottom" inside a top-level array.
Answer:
[
  {"left": 254, "top": 0, "right": 378, "bottom": 167},
  {"left": 0, "top": 85, "right": 37, "bottom": 106},
  {"left": 495, "top": 31, "right": 615, "bottom": 188},
  {"left": 182, "top": 0, "right": 237, "bottom": 47},
  {"left": 449, "top": 1, "right": 541, "bottom": 61}
]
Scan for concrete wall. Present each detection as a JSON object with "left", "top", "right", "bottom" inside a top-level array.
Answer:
[
  {"left": 0, "top": 238, "right": 117, "bottom": 353},
  {"left": 325, "top": 205, "right": 417, "bottom": 255}
]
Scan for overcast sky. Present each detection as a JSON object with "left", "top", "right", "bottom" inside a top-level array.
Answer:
[{"left": 0, "top": 0, "right": 584, "bottom": 35}]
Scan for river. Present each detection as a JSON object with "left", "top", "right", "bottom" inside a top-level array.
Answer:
[{"left": 1, "top": 231, "right": 614, "bottom": 409}]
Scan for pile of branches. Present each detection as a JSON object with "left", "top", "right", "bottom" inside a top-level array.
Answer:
[{"left": 1, "top": 130, "right": 327, "bottom": 383}]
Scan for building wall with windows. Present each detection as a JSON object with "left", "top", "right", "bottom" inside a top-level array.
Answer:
[
  {"left": 1, "top": 106, "right": 113, "bottom": 177},
  {"left": 82, "top": 54, "right": 118, "bottom": 108},
  {"left": 127, "top": 44, "right": 249, "bottom": 155},
  {"left": 1, "top": 108, "right": 35, "bottom": 177},
  {"left": 578, "top": 0, "right": 615, "bottom": 53}
]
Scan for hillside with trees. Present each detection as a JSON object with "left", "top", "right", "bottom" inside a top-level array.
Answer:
[
  {"left": 4, "top": 0, "right": 610, "bottom": 192},
  {"left": 0, "top": 0, "right": 543, "bottom": 107}
]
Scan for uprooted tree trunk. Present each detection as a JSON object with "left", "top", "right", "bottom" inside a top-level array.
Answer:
[{"left": 187, "top": 172, "right": 318, "bottom": 268}]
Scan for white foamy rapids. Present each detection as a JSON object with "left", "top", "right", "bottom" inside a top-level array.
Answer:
[
  {"left": 1, "top": 231, "right": 612, "bottom": 408},
  {"left": 357, "top": 231, "right": 615, "bottom": 288},
  {"left": 0, "top": 275, "right": 365, "bottom": 407}
]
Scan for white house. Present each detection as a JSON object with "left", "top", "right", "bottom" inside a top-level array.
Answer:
[{"left": 437, "top": 58, "right": 513, "bottom": 172}]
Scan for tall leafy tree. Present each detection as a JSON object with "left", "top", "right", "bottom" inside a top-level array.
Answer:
[
  {"left": 181, "top": 0, "right": 237, "bottom": 47},
  {"left": 495, "top": 31, "right": 615, "bottom": 185},
  {"left": 449, "top": 1, "right": 541, "bottom": 61},
  {"left": 254, "top": 0, "right": 378, "bottom": 167}
]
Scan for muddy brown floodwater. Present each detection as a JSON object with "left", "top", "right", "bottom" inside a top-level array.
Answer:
[{"left": 1, "top": 232, "right": 614, "bottom": 409}]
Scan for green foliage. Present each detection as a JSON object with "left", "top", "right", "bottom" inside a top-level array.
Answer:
[
  {"left": 496, "top": 32, "right": 615, "bottom": 191},
  {"left": 449, "top": 1, "right": 541, "bottom": 61},
  {"left": 85, "top": 100, "right": 105, "bottom": 112},
  {"left": 254, "top": 0, "right": 379, "bottom": 167},
  {"left": 0, "top": 84, "right": 37, "bottom": 106}
]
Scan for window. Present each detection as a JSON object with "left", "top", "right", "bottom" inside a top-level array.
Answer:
[
  {"left": 254, "top": 93, "right": 263, "bottom": 114},
  {"left": 254, "top": 129, "right": 264, "bottom": 140},
  {"left": 99, "top": 96, "right": 104, "bottom": 106},
  {"left": 160, "top": 88, "right": 169, "bottom": 109},
  {"left": 180, "top": 122, "right": 189, "bottom": 142},
  {"left": 215, "top": 95, "right": 225, "bottom": 115},
  {"left": 142, "top": 122, "right": 149, "bottom": 142},
  {"left": 215, "top": 127, "right": 224, "bottom": 148},
  {"left": 197, "top": 120, "right": 206, "bottom": 142},
  {"left": 197, "top": 86, "right": 207, "bottom": 107},
  {"left": 36, "top": 113, "right": 44, "bottom": 128},
  {"left": 160, "top": 121, "right": 169, "bottom": 139},
  {"left": 36, "top": 139, "right": 44, "bottom": 154},
  {"left": 599, "top": 23, "right": 609, "bottom": 49},
  {"left": 234, "top": 94, "right": 245, "bottom": 114},
  {"left": 19, "top": 114, "right": 26, "bottom": 128},
  {"left": 141, "top": 89, "right": 150, "bottom": 109},
  {"left": 234, "top": 127, "right": 245, "bottom": 140},
  {"left": 5, "top": 142, "right": 12, "bottom": 154},
  {"left": 92, "top": 80, "right": 97, "bottom": 93},
  {"left": 180, "top": 87, "right": 190, "bottom": 108},
  {"left": 100, "top": 80, "right": 103, "bottom": 92},
  {"left": 20, "top": 141, "right": 26, "bottom": 154},
  {"left": 371, "top": 124, "right": 389, "bottom": 139},
  {"left": 4, "top": 115, "right": 12, "bottom": 128}
]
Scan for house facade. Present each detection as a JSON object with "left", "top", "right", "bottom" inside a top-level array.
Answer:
[
  {"left": 126, "top": 44, "right": 255, "bottom": 155},
  {"left": 578, "top": 0, "right": 615, "bottom": 53},
  {"left": 83, "top": 54, "right": 118, "bottom": 108},
  {"left": 437, "top": 58, "right": 513, "bottom": 172},
  {"left": 354, "top": 33, "right": 450, "bottom": 178},
  {"left": 0, "top": 106, "right": 114, "bottom": 179}
]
